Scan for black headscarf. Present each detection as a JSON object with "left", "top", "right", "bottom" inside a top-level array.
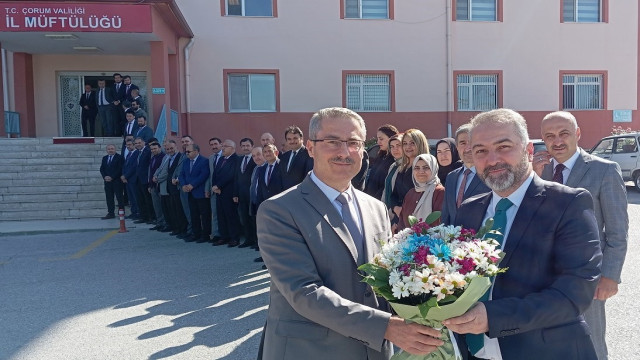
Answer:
[{"left": 435, "top": 137, "right": 462, "bottom": 184}]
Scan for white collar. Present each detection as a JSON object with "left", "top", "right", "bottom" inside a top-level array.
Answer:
[
  {"left": 489, "top": 171, "right": 534, "bottom": 211},
  {"left": 552, "top": 148, "right": 581, "bottom": 171}
]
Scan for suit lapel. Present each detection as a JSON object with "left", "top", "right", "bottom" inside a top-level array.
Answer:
[
  {"left": 500, "top": 176, "right": 546, "bottom": 266},
  {"left": 460, "top": 192, "right": 491, "bottom": 229},
  {"left": 354, "top": 192, "right": 377, "bottom": 263},
  {"left": 464, "top": 174, "right": 483, "bottom": 198},
  {"left": 565, "top": 150, "right": 589, "bottom": 188},
  {"left": 300, "top": 177, "right": 359, "bottom": 264}
]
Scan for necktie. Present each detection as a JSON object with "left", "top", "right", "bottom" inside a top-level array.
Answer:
[
  {"left": 266, "top": 164, "right": 274, "bottom": 185},
  {"left": 126, "top": 152, "right": 132, "bottom": 161},
  {"left": 99, "top": 89, "right": 104, "bottom": 105},
  {"left": 190, "top": 159, "right": 195, "bottom": 173},
  {"left": 456, "top": 168, "right": 472, "bottom": 208},
  {"left": 242, "top": 156, "right": 249, "bottom": 173},
  {"left": 127, "top": 122, "right": 132, "bottom": 135},
  {"left": 287, "top": 151, "right": 297, "bottom": 172},
  {"left": 126, "top": 85, "right": 130, "bottom": 93},
  {"left": 467, "top": 198, "right": 514, "bottom": 355},
  {"left": 552, "top": 163, "right": 566, "bottom": 184},
  {"left": 336, "top": 193, "right": 364, "bottom": 264},
  {"left": 86, "top": 93, "right": 89, "bottom": 100},
  {"left": 116, "top": 83, "right": 120, "bottom": 92},
  {"left": 108, "top": 155, "right": 112, "bottom": 165}
]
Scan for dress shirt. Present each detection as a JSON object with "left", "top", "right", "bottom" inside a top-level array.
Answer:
[
  {"left": 99, "top": 88, "right": 107, "bottom": 105},
  {"left": 550, "top": 149, "right": 581, "bottom": 185},
  {"left": 476, "top": 171, "right": 534, "bottom": 360},
  {"left": 241, "top": 155, "right": 250, "bottom": 172},
  {"left": 264, "top": 162, "right": 275, "bottom": 184},
  {"left": 125, "top": 121, "right": 134, "bottom": 135},
  {"left": 287, "top": 149, "right": 299, "bottom": 172},
  {"left": 310, "top": 171, "right": 362, "bottom": 234},
  {"left": 456, "top": 166, "right": 477, "bottom": 198}
]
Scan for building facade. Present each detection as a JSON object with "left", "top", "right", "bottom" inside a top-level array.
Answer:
[{"left": 0, "top": 0, "right": 637, "bottom": 149}]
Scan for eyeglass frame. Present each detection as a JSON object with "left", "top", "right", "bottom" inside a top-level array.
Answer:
[{"left": 309, "top": 138, "right": 365, "bottom": 151}]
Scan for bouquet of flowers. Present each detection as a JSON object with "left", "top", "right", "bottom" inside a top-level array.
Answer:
[{"left": 358, "top": 212, "right": 507, "bottom": 360}]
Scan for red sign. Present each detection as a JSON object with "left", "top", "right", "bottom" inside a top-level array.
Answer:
[{"left": 1, "top": 2, "right": 152, "bottom": 33}]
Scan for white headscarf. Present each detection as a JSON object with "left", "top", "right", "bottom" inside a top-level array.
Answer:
[{"left": 412, "top": 154, "right": 440, "bottom": 221}]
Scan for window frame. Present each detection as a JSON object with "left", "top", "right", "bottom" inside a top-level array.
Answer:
[
  {"left": 452, "top": 0, "right": 503, "bottom": 22},
  {"left": 342, "top": 70, "right": 395, "bottom": 113},
  {"left": 223, "top": 69, "right": 280, "bottom": 113},
  {"left": 340, "top": 0, "right": 394, "bottom": 20},
  {"left": 560, "top": 0, "right": 608, "bottom": 23},
  {"left": 559, "top": 70, "right": 607, "bottom": 111},
  {"left": 220, "top": 0, "right": 278, "bottom": 17},
  {"left": 453, "top": 70, "right": 503, "bottom": 112}
]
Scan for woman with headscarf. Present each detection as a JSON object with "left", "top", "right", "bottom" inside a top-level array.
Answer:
[
  {"left": 365, "top": 124, "right": 399, "bottom": 199},
  {"left": 397, "top": 153, "right": 445, "bottom": 230},
  {"left": 435, "top": 137, "right": 462, "bottom": 184}
]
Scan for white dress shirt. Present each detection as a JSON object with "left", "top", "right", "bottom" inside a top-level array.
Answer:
[
  {"left": 310, "top": 171, "right": 362, "bottom": 234},
  {"left": 551, "top": 149, "right": 581, "bottom": 185}
]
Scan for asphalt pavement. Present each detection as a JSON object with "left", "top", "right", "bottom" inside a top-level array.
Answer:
[{"left": 0, "top": 186, "right": 638, "bottom": 359}]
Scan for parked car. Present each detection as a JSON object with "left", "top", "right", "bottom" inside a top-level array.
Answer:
[{"left": 590, "top": 132, "right": 640, "bottom": 190}]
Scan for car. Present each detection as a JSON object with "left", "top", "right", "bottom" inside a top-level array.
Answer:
[{"left": 590, "top": 132, "right": 640, "bottom": 190}]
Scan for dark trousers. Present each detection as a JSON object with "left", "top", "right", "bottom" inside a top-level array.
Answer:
[
  {"left": 104, "top": 180, "right": 124, "bottom": 214},
  {"left": 217, "top": 194, "right": 240, "bottom": 241},
  {"left": 168, "top": 192, "right": 187, "bottom": 233},
  {"left": 188, "top": 194, "right": 211, "bottom": 239},
  {"left": 81, "top": 112, "right": 96, "bottom": 137},
  {"left": 136, "top": 182, "right": 154, "bottom": 221},
  {"left": 160, "top": 195, "right": 173, "bottom": 230},
  {"left": 247, "top": 215, "right": 258, "bottom": 246},
  {"left": 98, "top": 105, "right": 115, "bottom": 137},
  {"left": 238, "top": 199, "right": 252, "bottom": 243},
  {"left": 125, "top": 180, "right": 138, "bottom": 216}
]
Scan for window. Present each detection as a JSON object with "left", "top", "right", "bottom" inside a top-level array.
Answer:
[
  {"left": 562, "top": 74, "right": 603, "bottom": 110},
  {"left": 344, "top": 0, "right": 390, "bottom": 19},
  {"left": 456, "top": 73, "right": 498, "bottom": 111},
  {"left": 225, "top": 71, "right": 278, "bottom": 112},
  {"left": 455, "top": 0, "right": 498, "bottom": 21},
  {"left": 563, "top": 0, "right": 603, "bottom": 23},
  {"left": 224, "top": 0, "right": 274, "bottom": 17},
  {"left": 591, "top": 138, "right": 613, "bottom": 155},
  {"left": 344, "top": 72, "right": 393, "bottom": 112},
  {"left": 614, "top": 137, "right": 637, "bottom": 154}
]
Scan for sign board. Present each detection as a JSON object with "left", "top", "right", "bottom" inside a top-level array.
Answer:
[
  {"left": 613, "top": 110, "right": 632, "bottom": 123},
  {"left": 1, "top": 2, "right": 152, "bottom": 32},
  {"left": 152, "top": 88, "right": 166, "bottom": 95}
]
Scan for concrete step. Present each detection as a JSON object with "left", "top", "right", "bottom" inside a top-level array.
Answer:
[
  {"left": 0, "top": 170, "right": 102, "bottom": 180},
  {"left": 0, "top": 184, "right": 103, "bottom": 194},
  {"left": 0, "top": 177, "right": 103, "bottom": 187},
  {"left": 1, "top": 163, "right": 102, "bottom": 172},
  {"left": 0, "top": 208, "right": 109, "bottom": 221},
  {"left": 0, "top": 199, "right": 106, "bottom": 211},
  {"left": 1, "top": 191, "right": 104, "bottom": 203},
  {"left": 0, "top": 157, "right": 100, "bottom": 165}
]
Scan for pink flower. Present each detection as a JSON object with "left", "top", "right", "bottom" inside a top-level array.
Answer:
[
  {"left": 413, "top": 246, "right": 431, "bottom": 265},
  {"left": 399, "top": 264, "right": 411, "bottom": 276},
  {"left": 456, "top": 258, "right": 476, "bottom": 275}
]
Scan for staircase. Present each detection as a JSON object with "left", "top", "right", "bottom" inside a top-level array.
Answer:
[{"left": 0, "top": 137, "right": 123, "bottom": 221}]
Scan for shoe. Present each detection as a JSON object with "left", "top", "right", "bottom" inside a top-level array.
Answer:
[
  {"left": 145, "top": 220, "right": 155, "bottom": 225},
  {"left": 210, "top": 236, "right": 222, "bottom": 243},
  {"left": 133, "top": 219, "right": 147, "bottom": 224},
  {"left": 169, "top": 231, "right": 180, "bottom": 236},
  {"left": 159, "top": 227, "right": 171, "bottom": 233},
  {"left": 213, "top": 239, "right": 228, "bottom": 246},
  {"left": 254, "top": 257, "right": 263, "bottom": 263},
  {"left": 176, "top": 233, "right": 190, "bottom": 239},
  {"left": 262, "top": 265, "right": 267, "bottom": 270},
  {"left": 184, "top": 235, "right": 197, "bottom": 242},
  {"left": 238, "top": 242, "right": 254, "bottom": 248},
  {"left": 195, "top": 237, "right": 208, "bottom": 243},
  {"left": 126, "top": 214, "right": 137, "bottom": 219},
  {"left": 101, "top": 213, "right": 115, "bottom": 220},
  {"left": 227, "top": 240, "right": 239, "bottom": 247},
  {"left": 149, "top": 226, "right": 160, "bottom": 231}
]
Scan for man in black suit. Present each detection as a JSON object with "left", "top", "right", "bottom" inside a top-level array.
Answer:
[
  {"left": 248, "top": 146, "right": 266, "bottom": 249},
  {"left": 441, "top": 123, "right": 490, "bottom": 225},
  {"left": 135, "top": 115, "right": 154, "bottom": 144},
  {"left": 99, "top": 144, "right": 124, "bottom": 219},
  {"left": 211, "top": 140, "right": 241, "bottom": 246},
  {"left": 279, "top": 125, "right": 313, "bottom": 190},
  {"left": 133, "top": 137, "right": 154, "bottom": 224},
  {"left": 123, "top": 75, "right": 139, "bottom": 101},
  {"left": 233, "top": 138, "right": 257, "bottom": 248},
  {"left": 164, "top": 140, "right": 188, "bottom": 236},
  {"left": 112, "top": 73, "right": 127, "bottom": 136},
  {"left": 120, "top": 139, "right": 139, "bottom": 219},
  {"left": 79, "top": 84, "right": 97, "bottom": 137},
  {"left": 254, "top": 143, "right": 284, "bottom": 266},
  {"left": 96, "top": 79, "right": 116, "bottom": 137},
  {"left": 443, "top": 108, "right": 602, "bottom": 360}
]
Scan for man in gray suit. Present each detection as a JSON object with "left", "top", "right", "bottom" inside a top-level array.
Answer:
[
  {"left": 257, "top": 107, "right": 443, "bottom": 360},
  {"left": 441, "top": 123, "right": 490, "bottom": 225},
  {"left": 534, "top": 111, "right": 628, "bottom": 360}
]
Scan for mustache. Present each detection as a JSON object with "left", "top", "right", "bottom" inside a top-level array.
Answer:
[
  {"left": 330, "top": 156, "right": 355, "bottom": 164},
  {"left": 483, "top": 163, "right": 511, "bottom": 176}
]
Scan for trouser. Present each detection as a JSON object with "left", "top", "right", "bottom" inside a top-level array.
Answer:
[
  {"left": 136, "top": 182, "right": 154, "bottom": 221},
  {"left": 180, "top": 187, "right": 192, "bottom": 233},
  {"left": 238, "top": 198, "right": 251, "bottom": 242},
  {"left": 188, "top": 194, "right": 211, "bottom": 239},
  {"left": 585, "top": 299, "right": 607, "bottom": 360},
  {"left": 168, "top": 192, "right": 187, "bottom": 233},
  {"left": 150, "top": 188, "right": 166, "bottom": 227},
  {"left": 125, "top": 180, "right": 138, "bottom": 216},
  {"left": 104, "top": 180, "right": 124, "bottom": 214},
  {"left": 217, "top": 195, "right": 240, "bottom": 241},
  {"left": 210, "top": 193, "right": 220, "bottom": 237},
  {"left": 247, "top": 215, "right": 258, "bottom": 246},
  {"left": 81, "top": 113, "right": 96, "bottom": 137},
  {"left": 98, "top": 105, "right": 115, "bottom": 137},
  {"left": 160, "top": 195, "right": 173, "bottom": 230}
]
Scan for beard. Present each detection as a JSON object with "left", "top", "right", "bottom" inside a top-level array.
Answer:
[{"left": 480, "top": 151, "right": 530, "bottom": 192}]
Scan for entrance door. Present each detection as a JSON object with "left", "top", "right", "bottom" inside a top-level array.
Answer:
[{"left": 58, "top": 72, "right": 149, "bottom": 137}]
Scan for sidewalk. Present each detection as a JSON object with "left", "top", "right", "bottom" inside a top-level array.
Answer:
[{"left": 0, "top": 217, "right": 144, "bottom": 236}]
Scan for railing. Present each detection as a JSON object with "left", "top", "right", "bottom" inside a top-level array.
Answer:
[{"left": 154, "top": 104, "right": 167, "bottom": 144}]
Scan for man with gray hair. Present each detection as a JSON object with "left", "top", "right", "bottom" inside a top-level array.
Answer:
[
  {"left": 443, "top": 108, "right": 601, "bottom": 360},
  {"left": 257, "top": 107, "right": 444, "bottom": 359},
  {"left": 211, "top": 139, "right": 241, "bottom": 247},
  {"left": 534, "top": 111, "right": 628, "bottom": 360}
]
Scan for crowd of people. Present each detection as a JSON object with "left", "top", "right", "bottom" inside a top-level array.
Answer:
[{"left": 98, "top": 107, "right": 627, "bottom": 360}]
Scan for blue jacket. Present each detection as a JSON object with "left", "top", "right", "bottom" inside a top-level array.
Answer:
[{"left": 179, "top": 155, "right": 210, "bottom": 199}]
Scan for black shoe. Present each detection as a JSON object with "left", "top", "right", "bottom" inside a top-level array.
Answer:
[
  {"left": 227, "top": 240, "right": 239, "bottom": 247},
  {"left": 176, "top": 233, "right": 189, "bottom": 239},
  {"left": 210, "top": 236, "right": 222, "bottom": 242},
  {"left": 238, "top": 242, "right": 254, "bottom": 248},
  {"left": 254, "top": 257, "right": 263, "bottom": 263},
  {"left": 145, "top": 220, "right": 155, "bottom": 225},
  {"left": 150, "top": 226, "right": 160, "bottom": 231},
  {"left": 262, "top": 265, "right": 267, "bottom": 270},
  {"left": 213, "top": 239, "right": 228, "bottom": 246},
  {"left": 101, "top": 213, "right": 115, "bottom": 220},
  {"left": 126, "top": 214, "right": 138, "bottom": 220},
  {"left": 184, "top": 236, "right": 197, "bottom": 242},
  {"left": 159, "top": 227, "right": 171, "bottom": 233},
  {"left": 195, "top": 237, "right": 208, "bottom": 243},
  {"left": 169, "top": 231, "right": 180, "bottom": 236}
]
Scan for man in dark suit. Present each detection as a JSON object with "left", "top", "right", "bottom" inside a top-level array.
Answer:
[
  {"left": 133, "top": 137, "right": 154, "bottom": 224},
  {"left": 211, "top": 140, "right": 241, "bottom": 247},
  {"left": 441, "top": 123, "right": 490, "bottom": 225},
  {"left": 534, "top": 111, "right": 628, "bottom": 360},
  {"left": 248, "top": 146, "right": 266, "bottom": 250},
  {"left": 179, "top": 144, "right": 211, "bottom": 242},
  {"left": 79, "top": 84, "right": 97, "bottom": 137},
  {"left": 122, "top": 110, "right": 139, "bottom": 138},
  {"left": 164, "top": 141, "right": 188, "bottom": 236},
  {"left": 123, "top": 75, "right": 140, "bottom": 101},
  {"left": 256, "top": 144, "right": 285, "bottom": 208},
  {"left": 120, "top": 139, "right": 139, "bottom": 219},
  {"left": 99, "top": 144, "right": 124, "bottom": 219},
  {"left": 135, "top": 115, "right": 154, "bottom": 144},
  {"left": 443, "top": 108, "right": 602, "bottom": 360},
  {"left": 233, "top": 138, "right": 257, "bottom": 248},
  {"left": 279, "top": 125, "right": 313, "bottom": 190},
  {"left": 96, "top": 79, "right": 116, "bottom": 137},
  {"left": 112, "top": 73, "right": 127, "bottom": 136}
]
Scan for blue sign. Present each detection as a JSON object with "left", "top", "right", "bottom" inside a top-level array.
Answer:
[
  {"left": 152, "top": 87, "right": 165, "bottom": 95},
  {"left": 613, "top": 110, "right": 632, "bottom": 123}
]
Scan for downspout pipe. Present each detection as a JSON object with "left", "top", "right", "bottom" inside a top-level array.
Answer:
[
  {"left": 184, "top": 38, "right": 195, "bottom": 135},
  {"left": 445, "top": 0, "right": 452, "bottom": 137},
  {"left": 2, "top": 48, "right": 8, "bottom": 111}
]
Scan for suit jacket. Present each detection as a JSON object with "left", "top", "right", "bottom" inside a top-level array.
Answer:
[
  {"left": 166, "top": 153, "right": 183, "bottom": 195},
  {"left": 96, "top": 87, "right": 115, "bottom": 107},
  {"left": 122, "top": 149, "right": 139, "bottom": 184},
  {"left": 541, "top": 148, "right": 628, "bottom": 282},
  {"left": 79, "top": 91, "right": 97, "bottom": 117},
  {"left": 441, "top": 166, "right": 491, "bottom": 225},
  {"left": 148, "top": 152, "right": 166, "bottom": 190},
  {"left": 233, "top": 154, "right": 257, "bottom": 202},
  {"left": 249, "top": 163, "right": 264, "bottom": 216},
  {"left": 135, "top": 146, "right": 151, "bottom": 185},
  {"left": 179, "top": 155, "right": 210, "bottom": 199},
  {"left": 154, "top": 154, "right": 172, "bottom": 196},
  {"left": 123, "top": 120, "right": 139, "bottom": 137},
  {"left": 280, "top": 146, "right": 313, "bottom": 190},
  {"left": 125, "top": 84, "right": 140, "bottom": 101},
  {"left": 212, "top": 153, "right": 239, "bottom": 200},
  {"left": 257, "top": 159, "right": 284, "bottom": 207},
  {"left": 100, "top": 153, "right": 124, "bottom": 182},
  {"left": 113, "top": 82, "right": 127, "bottom": 102},
  {"left": 205, "top": 151, "right": 224, "bottom": 193},
  {"left": 454, "top": 175, "right": 601, "bottom": 360},
  {"left": 257, "top": 175, "right": 393, "bottom": 360},
  {"left": 135, "top": 126, "right": 154, "bottom": 144}
]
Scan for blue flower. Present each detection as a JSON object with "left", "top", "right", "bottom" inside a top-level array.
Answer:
[{"left": 427, "top": 238, "right": 452, "bottom": 261}]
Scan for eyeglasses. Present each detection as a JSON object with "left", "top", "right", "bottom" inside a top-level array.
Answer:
[
  {"left": 310, "top": 139, "right": 364, "bottom": 151},
  {"left": 185, "top": 150, "right": 193, "bottom": 154}
]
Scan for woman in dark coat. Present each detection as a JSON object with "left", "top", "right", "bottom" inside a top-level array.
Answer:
[{"left": 364, "top": 124, "right": 398, "bottom": 199}]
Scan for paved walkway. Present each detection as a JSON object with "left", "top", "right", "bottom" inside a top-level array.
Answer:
[{"left": 0, "top": 217, "right": 143, "bottom": 236}]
